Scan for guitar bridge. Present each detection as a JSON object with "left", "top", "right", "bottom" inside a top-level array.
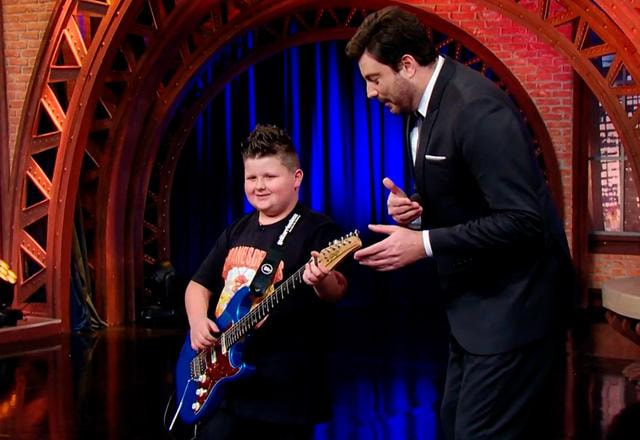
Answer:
[{"left": 190, "top": 347, "right": 212, "bottom": 380}]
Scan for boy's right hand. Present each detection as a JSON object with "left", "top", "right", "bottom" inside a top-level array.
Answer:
[
  {"left": 190, "top": 317, "right": 220, "bottom": 350},
  {"left": 383, "top": 177, "right": 422, "bottom": 226}
]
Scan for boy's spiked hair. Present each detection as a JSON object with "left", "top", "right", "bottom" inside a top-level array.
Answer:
[{"left": 241, "top": 124, "right": 300, "bottom": 171}]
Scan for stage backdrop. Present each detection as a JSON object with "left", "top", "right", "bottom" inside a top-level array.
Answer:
[{"left": 171, "top": 39, "right": 448, "bottom": 440}]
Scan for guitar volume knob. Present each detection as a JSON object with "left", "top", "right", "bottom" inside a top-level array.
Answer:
[{"left": 195, "top": 388, "right": 208, "bottom": 397}]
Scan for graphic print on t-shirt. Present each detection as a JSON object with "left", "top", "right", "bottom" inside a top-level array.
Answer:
[{"left": 214, "top": 246, "right": 284, "bottom": 318}]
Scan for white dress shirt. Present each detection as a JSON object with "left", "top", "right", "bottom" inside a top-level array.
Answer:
[{"left": 409, "top": 55, "right": 444, "bottom": 258}]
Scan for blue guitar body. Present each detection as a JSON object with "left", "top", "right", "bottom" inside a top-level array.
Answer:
[{"left": 174, "top": 286, "right": 256, "bottom": 425}]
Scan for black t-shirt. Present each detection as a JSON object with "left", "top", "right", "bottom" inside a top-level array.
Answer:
[{"left": 191, "top": 203, "right": 341, "bottom": 424}]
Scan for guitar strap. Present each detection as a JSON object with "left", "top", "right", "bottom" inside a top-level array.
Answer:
[{"left": 249, "top": 208, "right": 302, "bottom": 297}]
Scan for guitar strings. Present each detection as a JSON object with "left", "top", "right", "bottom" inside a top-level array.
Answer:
[
  {"left": 220, "top": 236, "right": 357, "bottom": 350},
  {"left": 223, "top": 264, "right": 307, "bottom": 347}
]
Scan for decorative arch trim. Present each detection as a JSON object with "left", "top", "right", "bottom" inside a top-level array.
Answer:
[{"left": 7, "top": 0, "right": 640, "bottom": 336}]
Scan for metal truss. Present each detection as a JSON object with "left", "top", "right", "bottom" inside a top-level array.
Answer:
[{"left": 7, "top": 0, "right": 639, "bottom": 332}]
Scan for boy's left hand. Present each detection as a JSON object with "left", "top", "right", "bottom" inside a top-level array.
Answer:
[{"left": 303, "top": 251, "right": 329, "bottom": 285}]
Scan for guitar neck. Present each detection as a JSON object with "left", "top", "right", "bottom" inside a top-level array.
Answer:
[
  {"left": 222, "top": 264, "right": 306, "bottom": 349},
  {"left": 218, "top": 230, "right": 361, "bottom": 354}
]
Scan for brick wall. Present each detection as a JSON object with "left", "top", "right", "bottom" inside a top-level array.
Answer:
[
  {"left": 1, "top": 0, "right": 55, "bottom": 165},
  {"left": 406, "top": 0, "right": 640, "bottom": 286},
  {"left": 1, "top": 0, "right": 637, "bottom": 288},
  {"left": 406, "top": 0, "right": 575, "bottom": 242},
  {"left": 589, "top": 254, "right": 640, "bottom": 288}
]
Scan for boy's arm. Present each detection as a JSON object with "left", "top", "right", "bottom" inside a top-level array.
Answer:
[
  {"left": 185, "top": 280, "right": 220, "bottom": 350},
  {"left": 303, "top": 251, "right": 348, "bottom": 303}
]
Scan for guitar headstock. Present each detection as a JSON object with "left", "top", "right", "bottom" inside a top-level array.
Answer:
[{"left": 317, "top": 230, "right": 362, "bottom": 271}]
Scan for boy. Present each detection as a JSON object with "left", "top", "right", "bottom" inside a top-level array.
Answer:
[{"left": 184, "top": 124, "right": 347, "bottom": 439}]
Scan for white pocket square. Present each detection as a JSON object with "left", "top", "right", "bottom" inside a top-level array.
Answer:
[{"left": 425, "top": 154, "right": 447, "bottom": 162}]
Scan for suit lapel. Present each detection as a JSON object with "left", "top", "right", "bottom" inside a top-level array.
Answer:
[{"left": 414, "top": 58, "right": 455, "bottom": 187}]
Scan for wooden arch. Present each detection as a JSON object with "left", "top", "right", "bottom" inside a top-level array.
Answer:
[
  {"left": 144, "top": 2, "right": 561, "bottom": 271},
  {"left": 7, "top": 0, "right": 640, "bottom": 336}
]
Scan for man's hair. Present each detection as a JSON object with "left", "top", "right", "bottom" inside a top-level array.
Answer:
[
  {"left": 241, "top": 124, "right": 300, "bottom": 171},
  {"left": 345, "top": 6, "right": 436, "bottom": 70}
]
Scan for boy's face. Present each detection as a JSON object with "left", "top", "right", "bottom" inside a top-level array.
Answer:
[{"left": 244, "top": 155, "right": 302, "bottom": 220}]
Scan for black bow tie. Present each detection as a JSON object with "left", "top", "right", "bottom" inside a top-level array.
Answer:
[{"left": 409, "top": 111, "right": 424, "bottom": 129}]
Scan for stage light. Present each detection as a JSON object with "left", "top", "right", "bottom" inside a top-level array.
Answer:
[
  {"left": 0, "top": 259, "right": 22, "bottom": 327},
  {"left": 140, "top": 260, "right": 179, "bottom": 326}
]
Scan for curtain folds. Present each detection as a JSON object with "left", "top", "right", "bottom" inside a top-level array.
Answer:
[
  {"left": 171, "top": 40, "right": 409, "bottom": 279},
  {"left": 71, "top": 199, "right": 107, "bottom": 332},
  {"left": 170, "top": 40, "right": 447, "bottom": 439}
]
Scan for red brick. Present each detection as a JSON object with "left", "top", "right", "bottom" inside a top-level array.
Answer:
[
  {"left": 3, "top": 0, "right": 56, "bottom": 156},
  {"left": 1, "top": 0, "right": 632, "bottom": 292}
]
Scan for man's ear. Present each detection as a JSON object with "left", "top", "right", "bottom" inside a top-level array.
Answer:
[{"left": 399, "top": 54, "right": 417, "bottom": 78}]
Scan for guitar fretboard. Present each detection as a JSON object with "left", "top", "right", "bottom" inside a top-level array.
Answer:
[{"left": 221, "top": 264, "right": 307, "bottom": 350}]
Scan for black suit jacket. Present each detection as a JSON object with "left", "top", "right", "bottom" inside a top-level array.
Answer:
[{"left": 410, "top": 57, "right": 573, "bottom": 354}]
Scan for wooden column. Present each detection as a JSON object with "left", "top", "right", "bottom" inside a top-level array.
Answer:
[{"left": 0, "top": 1, "right": 9, "bottom": 257}]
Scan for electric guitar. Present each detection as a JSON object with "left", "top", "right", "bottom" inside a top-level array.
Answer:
[{"left": 172, "top": 231, "right": 361, "bottom": 426}]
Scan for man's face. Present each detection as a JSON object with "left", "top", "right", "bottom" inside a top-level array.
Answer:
[
  {"left": 358, "top": 51, "right": 415, "bottom": 114},
  {"left": 243, "top": 155, "right": 302, "bottom": 220}
]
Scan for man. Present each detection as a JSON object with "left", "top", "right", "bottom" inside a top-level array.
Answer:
[
  {"left": 185, "top": 124, "right": 347, "bottom": 439},
  {"left": 346, "top": 6, "right": 573, "bottom": 439}
]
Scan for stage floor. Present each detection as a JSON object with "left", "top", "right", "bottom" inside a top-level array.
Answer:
[{"left": 0, "top": 316, "right": 638, "bottom": 439}]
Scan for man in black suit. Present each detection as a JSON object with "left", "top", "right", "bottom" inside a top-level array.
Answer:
[{"left": 347, "top": 6, "right": 573, "bottom": 439}]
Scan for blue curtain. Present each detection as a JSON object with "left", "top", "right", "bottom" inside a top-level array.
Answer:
[{"left": 171, "top": 40, "right": 448, "bottom": 439}]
